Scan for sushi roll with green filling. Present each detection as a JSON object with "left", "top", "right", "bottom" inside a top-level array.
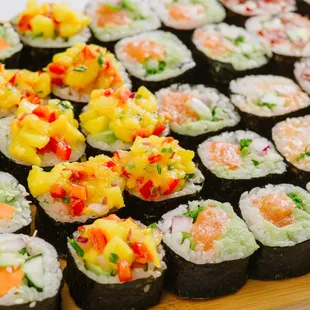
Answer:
[
  {"left": 115, "top": 30, "right": 196, "bottom": 91},
  {"left": 28, "top": 155, "right": 126, "bottom": 257},
  {"left": 80, "top": 86, "right": 169, "bottom": 156},
  {"left": 114, "top": 136, "right": 205, "bottom": 225},
  {"left": 229, "top": 75, "right": 310, "bottom": 137},
  {"left": 294, "top": 58, "right": 310, "bottom": 95},
  {"left": 14, "top": 0, "right": 91, "bottom": 71},
  {"left": 240, "top": 184, "right": 310, "bottom": 280},
  {"left": 197, "top": 130, "right": 287, "bottom": 209},
  {"left": 156, "top": 84, "right": 241, "bottom": 150},
  {"left": 0, "top": 172, "right": 31, "bottom": 235},
  {"left": 272, "top": 115, "right": 310, "bottom": 187},
  {"left": 65, "top": 215, "right": 166, "bottom": 310},
  {"left": 158, "top": 200, "right": 258, "bottom": 299},
  {"left": 87, "top": 0, "right": 161, "bottom": 50},
  {"left": 0, "top": 233, "right": 63, "bottom": 309},
  {"left": 192, "top": 23, "right": 272, "bottom": 84},
  {"left": 0, "top": 23, "right": 22, "bottom": 68}
]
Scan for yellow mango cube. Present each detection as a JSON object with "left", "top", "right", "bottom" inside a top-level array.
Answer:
[
  {"left": 83, "top": 116, "right": 108, "bottom": 134},
  {"left": 30, "top": 15, "right": 55, "bottom": 38},
  {"left": 94, "top": 220, "right": 128, "bottom": 241}
]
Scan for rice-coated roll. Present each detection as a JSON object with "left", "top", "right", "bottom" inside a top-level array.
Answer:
[
  {"left": 197, "top": 130, "right": 287, "bottom": 207},
  {"left": 80, "top": 87, "right": 169, "bottom": 155},
  {"left": 240, "top": 184, "right": 310, "bottom": 279},
  {"left": 158, "top": 200, "right": 258, "bottom": 299},
  {"left": 307, "top": 182, "right": 310, "bottom": 192},
  {"left": 28, "top": 155, "right": 126, "bottom": 256},
  {"left": 114, "top": 136, "right": 205, "bottom": 225},
  {"left": 294, "top": 58, "right": 310, "bottom": 94},
  {"left": 66, "top": 216, "right": 166, "bottom": 309},
  {"left": 0, "top": 172, "right": 31, "bottom": 235},
  {"left": 0, "top": 233, "right": 63, "bottom": 309},
  {"left": 156, "top": 84, "right": 240, "bottom": 149}
]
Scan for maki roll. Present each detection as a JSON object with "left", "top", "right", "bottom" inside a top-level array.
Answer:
[
  {"left": 0, "top": 172, "right": 31, "bottom": 235},
  {"left": 229, "top": 75, "right": 310, "bottom": 137},
  {"left": 150, "top": 0, "right": 226, "bottom": 45},
  {"left": 192, "top": 23, "right": 272, "bottom": 85},
  {"left": 240, "top": 184, "right": 310, "bottom": 280},
  {"left": 294, "top": 58, "right": 310, "bottom": 94},
  {"left": 0, "top": 98, "right": 86, "bottom": 188},
  {"left": 158, "top": 200, "right": 258, "bottom": 299},
  {"left": 46, "top": 43, "right": 131, "bottom": 115},
  {"left": 155, "top": 84, "right": 241, "bottom": 150},
  {"left": 0, "top": 233, "right": 63, "bottom": 309},
  {"left": 28, "top": 155, "right": 126, "bottom": 256},
  {"left": 197, "top": 130, "right": 287, "bottom": 209},
  {"left": 114, "top": 136, "right": 205, "bottom": 225},
  {"left": 87, "top": 0, "right": 161, "bottom": 51},
  {"left": 115, "top": 30, "right": 196, "bottom": 91},
  {"left": 272, "top": 115, "right": 310, "bottom": 187},
  {"left": 14, "top": 0, "right": 91, "bottom": 71},
  {"left": 66, "top": 216, "right": 166, "bottom": 310},
  {"left": 80, "top": 86, "right": 169, "bottom": 156},
  {"left": 0, "top": 23, "right": 22, "bottom": 68}
]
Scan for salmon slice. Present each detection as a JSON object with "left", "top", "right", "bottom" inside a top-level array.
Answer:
[
  {"left": 0, "top": 38, "right": 10, "bottom": 51},
  {"left": 0, "top": 267, "right": 24, "bottom": 297},
  {"left": 0, "top": 203, "right": 15, "bottom": 220},
  {"left": 169, "top": 3, "right": 205, "bottom": 21},
  {"left": 191, "top": 207, "right": 230, "bottom": 251},
  {"left": 97, "top": 5, "right": 131, "bottom": 26}
]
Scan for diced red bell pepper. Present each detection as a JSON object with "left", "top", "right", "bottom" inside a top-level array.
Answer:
[
  {"left": 105, "top": 59, "right": 112, "bottom": 70},
  {"left": 122, "top": 168, "right": 131, "bottom": 178},
  {"left": 139, "top": 180, "right": 154, "bottom": 200},
  {"left": 51, "top": 78, "right": 63, "bottom": 86},
  {"left": 153, "top": 123, "right": 166, "bottom": 136},
  {"left": 50, "top": 137, "right": 72, "bottom": 160},
  {"left": 88, "top": 227, "right": 106, "bottom": 252},
  {"left": 69, "top": 198, "right": 85, "bottom": 216},
  {"left": 81, "top": 45, "right": 96, "bottom": 61},
  {"left": 163, "top": 178, "right": 179, "bottom": 196},
  {"left": 136, "top": 177, "right": 144, "bottom": 189},
  {"left": 68, "top": 183, "right": 88, "bottom": 200},
  {"left": 8, "top": 70, "right": 20, "bottom": 85},
  {"left": 49, "top": 62, "right": 66, "bottom": 75},
  {"left": 105, "top": 161, "right": 116, "bottom": 168},
  {"left": 133, "top": 129, "right": 148, "bottom": 140},
  {"left": 78, "top": 226, "right": 85, "bottom": 232},
  {"left": 70, "top": 170, "right": 88, "bottom": 181},
  {"left": 148, "top": 154, "right": 162, "bottom": 164},
  {"left": 103, "top": 89, "right": 113, "bottom": 96},
  {"left": 18, "top": 15, "right": 32, "bottom": 32},
  {"left": 117, "top": 260, "right": 132, "bottom": 283},
  {"left": 32, "top": 105, "right": 56, "bottom": 123},
  {"left": 131, "top": 242, "right": 153, "bottom": 264},
  {"left": 50, "top": 183, "right": 66, "bottom": 199},
  {"left": 116, "top": 89, "right": 131, "bottom": 103},
  {"left": 27, "top": 94, "right": 42, "bottom": 105}
]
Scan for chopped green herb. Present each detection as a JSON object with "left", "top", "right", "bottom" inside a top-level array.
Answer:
[
  {"left": 67, "top": 237, "right": 84, "bottom": 257},
  {"left": 135, "top": 114, "right": 142, "bottom": 121},
  {"left": 145, "top": 61, "right": 166, "bottom": 75},
  {"left": 168, "top": 165, "right": 174, "bottom": 171},
  {"left": 19, "top": 248, "right": 27, "bottom": 255},
  {"left": 252, "top": 160, "right": 260, "bottom": 167},
  {"left": 298, "top": 145, "right": 310, "bottom": 160},
  {"left": 36, "top": 91, "right": 43, "bottom": 94},
  {"left": 135, "top": 94, "right": 142, "bottom": 99},
  {"left": 181, "top": 232, "right": 196, "bottom": 250},
  {"left": 127, "top": 164, "right": 135, "bottom": 169},
  {"left": 109, "top": 253, "right": 119, "bottom": 264},
  {"left": 183, "top": 205, "right": 205, "bottom": 222},
  {"left": 184, "top": 173, "right": 194, "bottom": 181},
  {"left": 161, "top": 147, "right": 173, "bottom": 153},
  {"left": 144, "top": 263, "right": 149, "bottom": 271},
  {"left": 97, "top": 52, "right": 104, "bottom": 68},
  {"left": 73, "top": 65, "right": 88, "bottom": 72},
  {"left": 54, "top": 29, "right": 58, "bottom": 38},
  {"left": 287, "top": 192, "right": 303, "bottom": 209},
  {"left": 34, "top": 32, "right": 44, "bottom": 38},
  {"left": 240, "top": 139, "right": 252, "bottom": 150},
  {"left": 62, "top": 195, "right": 70, "bottom": 204},
  {"left": 157, "top": 164, "right": 162, "bottom": 175},
  {"left": 234, "top": 35, "right": 245, "bottom": 45},
  {"left": 59, "top": 101, "right": 70, "bottom": 109},
  {"left": 110, "top": 269, "right": 117, "bottom": 276},
  {"left": 241, "top": 147, "right": 250, "bottom": 157},
  {"left": 257, "top": 101, "right": 277, "bottom": 110},
  {"left": 152, "top": 187, "right": 158, "bottom": 195},
  {"left": 148, "top": 223, "right": 158, "bottom": 229}
]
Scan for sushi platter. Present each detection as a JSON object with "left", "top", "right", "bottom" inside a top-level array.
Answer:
[{"left": 0, "top": 0, "right": 309, "bottom": 309}]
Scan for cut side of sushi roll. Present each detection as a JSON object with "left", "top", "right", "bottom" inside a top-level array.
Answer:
[
  {"left": 294, "top": 58, "right": 310, "bottom": 95},
  {"left": 0, "top": 172, "right": 31, "bottom": 235},
  {"left": 115, "top": 30, "right": 196, "bottom": 91},
  {"left": 156, "top": 84, "right": 241, "bottom": 149},
  {"left": 114, "top": 136, "right": 205, "bottom": 225},
  {"left": 65, "top": 216, "right": 166, "bottom": 310},
  {"left": 192, "top": 23, "right": 272, "bottom": 84},
  {"left": 0, "top": 233, "right": 63, "bottom": 309},
  {"left": 158, "top": 200, "right": 258, "bottom": 299},
  {"left": 197, "top": 130, "right": 287, "bottom": 209},
  {"left": 28, "top": 155, "right": 126, "bottom": 256},
  {"left": 272, "top": 115, "right": 310, "bottom": 187},
  {"left": 229, "top": 75, "right": 310, "bottom": 137},
  {"left": 240, "top": 184, "right": 310, "bottom": 280},
  {"left": 80, "top": 86, "right": 169, "bottom": 156}
]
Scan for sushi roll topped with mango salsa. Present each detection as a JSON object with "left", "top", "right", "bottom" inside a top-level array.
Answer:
[
  {"left": 80, "top": 87, "right": 169, "bottom": 154},
  {"left": 294, "top": 58, "right": 310, "bottom": 95}
]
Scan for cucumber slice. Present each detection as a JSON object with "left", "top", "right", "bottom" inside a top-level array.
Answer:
[
  {"left": 23, "top": 254, "right": 44, "bottom": 292},
  {"left": 92, "top": 130, "right": 118, "bottom": 145},
  {"left": 85, "top": 263, "right": 111, "bottom": 276},
  {"left": 0, "top": 252, "right": 26, "bottom": 267}
]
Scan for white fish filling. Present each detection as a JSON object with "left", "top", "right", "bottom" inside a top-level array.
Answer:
[
  {"left": 0, "top": 23, "right": 22, "bottom": 60},
  {"left": 294, "top": 58, "right": 310, "bottom": 95}
]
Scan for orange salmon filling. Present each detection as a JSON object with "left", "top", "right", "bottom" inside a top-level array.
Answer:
[
  {"left": 0, "top": 267, "right": 24, "bottom": 297},
  {"left": 210, "top": 142, "right": 241, "bottom": 170},
  {"left": 97, "top": 5, "right": 131, "bottom": 26},
  {"left": 0, "top": 38, "right": 10, "bottom": 51},
  {"left": 169, "top": 3, "right": 205, "bottom": 21},
  {"left": 0, "top": 203, "right": 15, "bottom": 220}
]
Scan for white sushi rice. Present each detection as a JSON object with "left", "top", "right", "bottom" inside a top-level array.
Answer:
[
  {"left": 115, "top": 30, "right": 196, "bottom": 82},
  {"left": 294, "top": 58, "right": 310, "bottom": 95},
  {"left": 307, "top": 182, "right": 310, "bottom": 192},
  {"left": 230, "top": 75, "right": 310, "bottom": 117},
  {"left": 156, "top": 84, "right": 240, "bottom": 136},
  {"left": 158, "top": 200, "right": 258, "bottom": 264},
  {"left": 0, "top": 234, "right": 62, "bottom": 306},
  {"left": 198, "top": 130, "right": 287, "bottom": 179},
  {"left": 240, "top": 184, "right": 310, "bottom": 247},
  {"left": 0, "top": 23, "right": 22, "bottom": 60},
  {"left": 193, "top": 23, "right": 272, "bottom": 71},
  {"left": 0, "top": 172, "right": 31, "bottom": 233},
  {"left": 87, "top": 0, "right": 161, "bottom": 42},
  {"left": 151, "top": 0, "right": 226, "bottom": 30}
]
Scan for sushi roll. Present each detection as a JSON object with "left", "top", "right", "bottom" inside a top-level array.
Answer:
[
  {"left": 272, "top": 115, "right": 310, "bottom": 187},
  {"left": 0, "top": 172, "right": 31, "bottom": 235},
  {"left": 150, "top": 0, "right": 226, "bottom": 45},
  {"left": 14, "top": 0, "right": 91, "bottom": 71},
  {"left": 65, "top": 216, "right": 166, "bottom": 310},
  {"left": 87, "top": 0, "right": 161, "bottom": 51},
  {"left": 114, "top": 136, "right": 205, "bottom": 225},
  {"left": 294, "top": 58, "right": 310, "bottom": 95},
  {"left": 80, "top": 86, "right": 169, "bottom": 157},
  {"left": 28, "top": 154, "right": 126, "bottom": 256},
  {"left": 229, "top": 75, "right": 310, "bottom": 137},
  {"left": 0, "top": 98, "right": 86, "bottom": 188},
  {"left": 192, "top": 23, "right": 272, "bottom": 85},
  {"left": 240, "top": 184, "right": 310, "bottom": 280},
  {"left": 197, "top": 130, "right": 287, "bottom": 209},
  {"left": 158, "top": 200, "right": 258, "bottom": 299},
  {"left": 0, "top": 23, "right": 23, "bottom": 68},
  {"left": 46, "top": 43, "right": 131, "bottom": 116},
  {"left": 115, "top": 30, "right": 196, "bottom": 91},
  {"left": 155, "top": 84, "right": 241, "bottom": 150}
]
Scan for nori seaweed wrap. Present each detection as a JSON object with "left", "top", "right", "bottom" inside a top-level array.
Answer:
[
  {"left": 158, "top": 200, "right": 258, "bottom": 299},
  {"left": 297, "top": 0, "right": 310, "bottom": 16}
]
